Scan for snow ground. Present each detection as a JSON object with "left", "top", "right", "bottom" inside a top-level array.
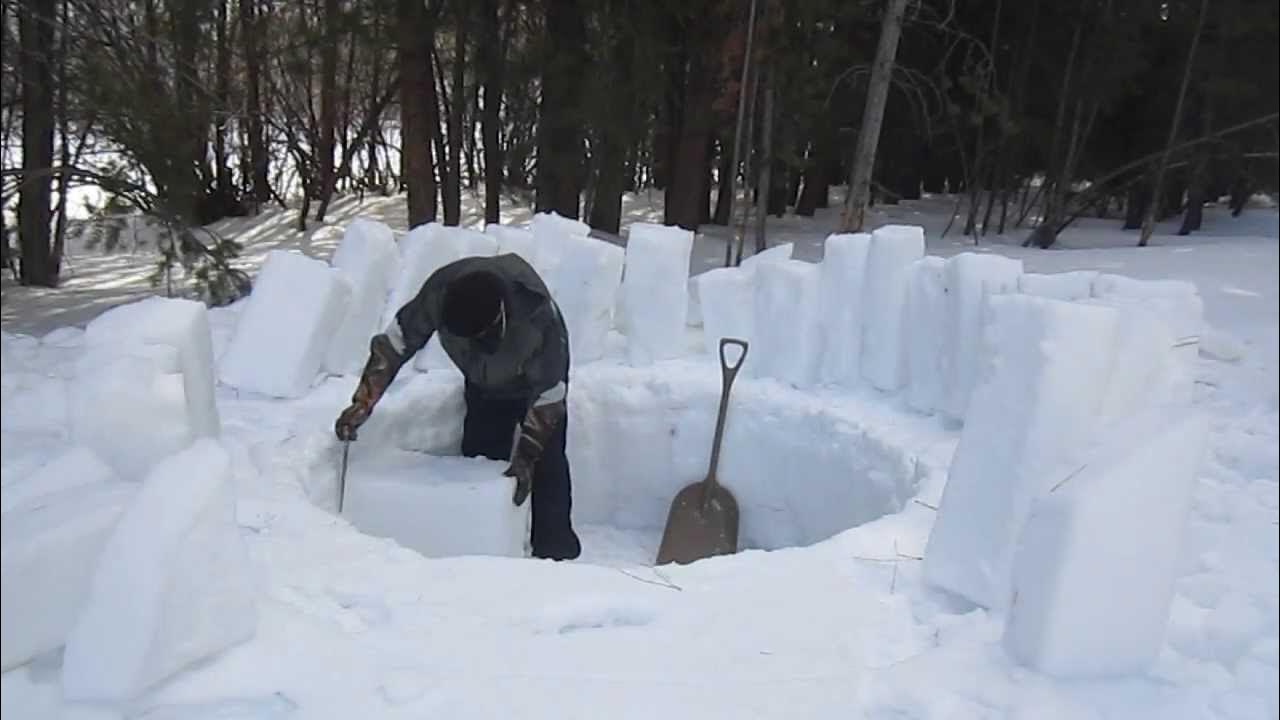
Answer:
[{"left": 1, "top": 190, "right": 1277, "bottom": 719}]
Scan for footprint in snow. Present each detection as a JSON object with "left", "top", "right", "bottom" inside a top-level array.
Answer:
[{"left": 532, "top": 596, "right": 658, "bottom": 635}]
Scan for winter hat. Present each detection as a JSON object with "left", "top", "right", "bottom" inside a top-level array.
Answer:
[{"left": 442, "top": 269, "right": 505, "bottom": 338}]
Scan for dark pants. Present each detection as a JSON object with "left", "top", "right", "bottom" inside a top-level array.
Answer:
[{"left": 460, "top": 382, "right": 581, "bottom": 560}]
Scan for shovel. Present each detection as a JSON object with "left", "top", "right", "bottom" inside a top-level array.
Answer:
[
  {"left": 337, "top": 438, "right": 351, "bottom": 513},
  {"left": 655, "top": 338, "right": 748, "bottom": 566}
]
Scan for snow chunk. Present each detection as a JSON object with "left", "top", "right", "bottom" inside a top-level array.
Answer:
[
  {"left": 738, "top": 242, "right": 793, "bottom": 273},
  {"left": 696, "top": 267, "right": 755, "bottom": 363},
  {"left": 818, "top": 233, "right": 871, "bottom": 387},
  {"left": 753, "top": 260, "right": 823, "bottom": 387},
  {"left": 1018, "top": 271, "right": 1097, "bottom": 301},
  {"left": 923, "top": 295, "right": 1118, "bottom": 610},
  {"left": 62, "top": 440, "right": 256, "bottom": 702},
  {"left": 1, "top": 482, "right": 137, "bottom": 672},
  {"left": 1004, "top": 410, "right": 1209, "bottom": 678},
  {"left": 1080, "top": 296, "right": 1180, "bottom": 421},
  {"left": 486, "top": 224, "right": 539, "bottom": 270},
  {"left": 342, "top": 451, "right": 531, "bottom": 559},
  {"left": 324, "top": 218, "right": 400, "bottom": 375},
  {"left": 550, "top": 234, "right": 625, "bottom": 364},
  {"left": 905, "top": 256, "right": 948, "bottom": 414},
  {"left": 530, "top": 211, "right": 588, "bottom": 281},
  {"left": 860, "top": 225, "right": 925, "bottom": 391},
  {"left": 1091, "top": 274, "right": 1204, "bottom": 406},
  {"left": 621, "top": 223, "right": 693, "bottom": 366},
  {"left": 1, "top": 446, "right": 118, "bottom": 514},
  {"left": 218, "top": 250, "right": 352, "bottom": 398},
  {"left": 84, "top": 296, "right": 220, "bottom": 438},
  {"left": 940, "top": 252, "right": 1023, "bottom": 420}
]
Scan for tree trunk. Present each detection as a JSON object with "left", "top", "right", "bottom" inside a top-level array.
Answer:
[
  {"left": 316, "top": 0, "right": 340, "bottom": 221},
  {"left": 241, "top": 0, "right": 270, "bottom": 205},
  {"left": 664, "top": 32, "right": 720, "bottom": 231},
  {"left": 753, "top": 68, "right": 774, "bottom": 253},
  {"left": 443, "top": 3, "right": 468, "bottom": 225},
  {"left": 838, "top": 0, "right": 910, "bottom": 232},
  {"left": 587, "top": 1, "right": 637, "bottom": 235},
  {"left": 399, "top": 0, "right": 439, "bottom": 227},
  {"left": 715, "top": 0, "right": 759, "bottom": 227},
  {"left": 480, "top": 0, "right": 503, "bottom": 223},
  {"left": 1140, "top": 0, "right": 1209, "bottom": 246},
  {"left": 18, "top": 0, "right": 57, "bottom": 286},
  {"left": 535, "top": 0, "right": 588, "bottom": 218}
]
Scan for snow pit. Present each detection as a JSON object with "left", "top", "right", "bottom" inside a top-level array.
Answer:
[
  {"left": 62, "top": 439, "right": 256, "bottom": 702},
  {"left": 753, "top": 259, "right": 823, "bottom": 386},
  {"left": 940, "top": 252, "right": 1023, "bottom": 420},
  {"left": 818, "top": 233, "right": 871, "bottom": 387},
  {"left": 341, "top": 451, "right": 531, "bottom": 559},
  {"left": 324, "top": 217, "right": 399, "bottom": 375},
  {"left": 1, "top": 481, "right": 137, "bottom": 672},
  {"left": 861, "top": 225, "right": 925, "bottom": 391},
  {"left": 218, "top": 250, "right": 351, "bottom": 399},
  {"left": 621, "top": 223, "right": 694, "bottom": 366},
  {"left": 549, "top": 233, "right": 625, "bottom": 364}
]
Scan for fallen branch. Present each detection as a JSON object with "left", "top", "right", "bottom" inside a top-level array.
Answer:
[{"left": 615, "top": 567, "right": 683, "bottom": 592}]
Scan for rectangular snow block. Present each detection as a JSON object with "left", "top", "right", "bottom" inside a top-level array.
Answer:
[
  {"left": 753, "top": 260, "right": 823, "bottom": 386},
  {"left": 71, "top": 345, "right": 194, "bottom": 480},
  {"left": 923, "top": 295, "right": 1119, "bottom": 611},
  {"left": 1, "top": 446, "right": 119, "bottom": 514},
  {"left": 696, "top": 267, "right": 756, "bottom": 364},
  {"left": 819, "top": 233, "right": 872, "bottom": 387},
  {"left": 737, "top": 242, "right": 793, "bottom": 273},
  {"left": 530, "top": 211, "right": 588, "bottom": 283},
  {"left": 359, "top": 373, "right": 466, "bottom": 456},
  {"left": 621, "top": 223, "right": 694, "bottom": 366},
  {"left": 342, "top": 452, "right": 531, "bottom": 559},
  {"left": 486, "top": 224, "right": 539, "bottom": 269},
  {"left": 1004, "top": 410, "right": 1209, "bottom": 678},
  {"left": 1081, "top": 296, "right": 1180, "bottom": 419},
  {"left": 905, "top": 256, "right": 948, "bottom": 414},
  {"left": 1018, "top": 271, "right": 1098, "bottom": 301},
  {"left": 218, "top": 250, "right": 352, "bottom": 398},
  {"left": 940, "top": 252, "right": 1024, "bottom": 420},
  {"left": 324, "top": 218, "right": 400, "bottom": 375},
  {"left": 550, "top": 234, "right": 625, "bottom": 363},
  {"left": 62, "top": 440, "right": 256, "bottom": 702},
  {"left": 860, "top": 225, "right": 925, "bottom": 391},
  {"left": 383, "top": 224, "right": 467, "bottom": 331},
  {"left": 84, "top": 296, "right": 220, "bottom": 438},
  {"left": 1091, "top": 274, "right": 1203, "bottom": 406},
  {"left": 1, "top": 482, "right": 137, "bottom": 672}
]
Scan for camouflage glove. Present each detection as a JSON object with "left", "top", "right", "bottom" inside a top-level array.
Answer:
[
  {"left": 504, "top": 399, "right": 566, "bottom": 506},
  {"left": 334, "top": 334, "right": 403, "bottom": 441}
]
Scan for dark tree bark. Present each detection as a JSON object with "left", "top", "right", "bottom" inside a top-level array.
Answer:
[
  {"left": 316, "top": 0, "right": 340, "bottom": 220},
  {"left": 443, "top": 2, "right": 468, "bottom": 225},
  {"left": 213, "top": 0, "right": 232, "bottom": 201},
  {"left": 399, "top": 0, "right": 440, "bottom": 227},
  {"left": 587, "top": 1, "right": 637, "bottom": 235},
  {"left": 535, "top": 0, "right": 589, "bottom": 218},
  {"left": 241, "top": 0, "right": 270, "bottom": 205},
  {"left": 18, "top": 0, "right": 57, "bottom": 286},
  {"left": 664, "top": 9, "right": 726, "bottom": 231},
  {"left": 480, "top": 0, "right": 504, "bottom": 223}
]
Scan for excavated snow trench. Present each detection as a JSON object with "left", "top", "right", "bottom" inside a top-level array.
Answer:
[{"left": 300, "top": 357, "right": 934, "bottom": 567}]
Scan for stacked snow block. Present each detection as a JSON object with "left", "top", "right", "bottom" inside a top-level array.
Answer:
[
  {"left": 84, "top": 295, "right": 220, "bottom": 438},
  {"left": 1004, "top": 410, "right": 1209, "bottom": 678},
  {"left": 923, "top": 295, "right": 1119, "bottom": 611},
  {"left": 753, "top": 259, "right": 823, "bottom": 387},
  {"left": 905, "top": 256, "right": 948, "bottom": 414},
  {"left": 359, "top": 373, "right": 467, "bottom": 458},
  {"left": 219, "top": 250, "right": 352, "bottom": 398},
  {"left": 860, "top": 225, "right": 925, "bottom": 391},
  {"left": 940, "top": 252, "right": 1023, "bottom": 420},
  {"left": 1090, "top": 274, "right": 1203, "bottom": 407},
  {"left": 71, "top": 344, "right": 194, "bottom": 479},
  {"left": 1, "top": 477, "right": 136, "bottom": 671},
  {"left": 342, "top": 452, "right": 531, "bottom": 559},
  {"left": 550, "top": 234, "right": 625, "bottom": 364},
  {"left": 1017, "top": 271, "right": 1098, "bottom": 301},
  {"left": 621, "top": 223, "right": 694, "bottom": 366},
  {"left": 818, "top": 233, "right": 871, "bottom": 387},
  {"left": 738, "top": 242, "right": 794, "bottom": 272},
  {"left": 695, "top": 243, "right": 791, "bottom": 367},
  {"left": 62, "top": 440, "right": 256, "bottom": 702},
  {"left": 486, "top": 224, "right": 539, "bottom": 270},
  {"left": 1, "top": 446, "right": 119, "bottom": 514},
  {"left": 405, "top": 226, "right": 500, "bottom": 372},
  {"left": 530, "top": 211, "right": 590, "bottom": 284},
  {"left": 324, "top": 218, "right": 400, "bottom": 376}
]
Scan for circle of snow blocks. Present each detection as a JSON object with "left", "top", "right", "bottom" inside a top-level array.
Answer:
[
  {"left": 1003, "top": 410, "right": 1210, "bottom": 678},
  {"left": 753, "top": 259, "right": 823, "bottom": 387},
  {"left": 324, "top": 218, "right": 400, "bottom": 376},
  {"left": 818, "top": 233, "right": 872, "bottom": 387},
  {"left": 84, "top": 296, "right": 221, "bottom": 438},
  {"left": 1017, "top": 271, "right": 1098, "bottom": 302},
  {"left": 218, "top": 250, "right": 352, "bottom": 399},
  {"left": 922, "top": 295, "right": 1120, "bottom": 611},
  {"left": 1, "top": 481, "right": 137, "bottom": 672},
  {"left": 695, "top": 267, "right": 756, "bottom": 361},
  {"left": 939, "top": 252, "right": 1024, "bottom": 420},
  {"left": 71, "top": 345, "right": 194, "bottom": 480},
  {"left": 549, "top": 234, "right": 626, "bottom": 364},
  {"left": 860, "top": 225, "right": 925, "bottom": 391},
  {"left": 905, "top": 256, "right": 948, "bottom": 414},
  {"left": 621, "top": 223, "right": 694, "bottom": 366},
  {"left": 1, "top": 446, "right": 119, "bottom": 514},
  {"left": 342, "top": 452, "right": 531, "bottom": 559},
  {"left": 61, "top": 439, "right": 256, "bottom": 702}
]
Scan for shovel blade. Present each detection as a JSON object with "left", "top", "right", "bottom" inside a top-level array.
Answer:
[{"left": 655, "top": 481, "right": 740, "bottom": 566}]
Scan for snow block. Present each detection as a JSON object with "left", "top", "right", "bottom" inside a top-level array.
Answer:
[
  {"left": 530, "top": 212, "right": 588, "bottom": 282},
  {"left": 218, "top": 250, "right": 351, "bottom": 398},
  {"left": 1080, "top": 296, "right": 1179, "bottom": 421},
  {"left": 71, "top": 345, "right": 194, "bottom": 479},
  {"left": 1, "top": 446, "right": 119, "bottom": 514},
  {"left": 486, "top": 224, "right": 539, "bottom": 269},
  {"left": 860, "top": 225, "right": 925, "bottom": 391},
  {"left": 84, "top": 296, "right": 220, "bottom": 438},
  {"left": 818, "top": 233, "right": 871, "bottom": 387},
  {"left": 905, "top": 256, "right": 948, "bottom": 414},
  {"left": 1, "top": 482, "right": 137, "bottom": 672},
  {"left": 738, "top": 242, "right": 793, "bottom": 273},
  {"left": 550, "top": 234, "right": 625, "bottom": 363},
  {"left": 696, "top": 267, "right": 755, "bottom": 365},
  {"left": 753, "top": 260, "right": 823, "bottom": 386},
  {"left": 940, "top": 252, "right": 1024, "bottom": 420},
  {"left": 62, "top": 440, "right": 256, "bottom": 702},
  {"left": 324, "top": 218, "right": 400, "bottom": 375},
  {"left": 1004, "top": 410, "right": 1209, "bottom": 678},
  {"left": 359, "top": 370, "right": 466, "bottom": 456},
  {"left": 923, "top": 295, "right": 1119, "bottom": 610},
  {"left": 1018, "top": 271, "right": 1098, "bottom": 301},
  {"left": 342, "top": 451, "right": 530, "bottom": 559},
  {"left": 621, "top": 223, "right": 694, "bottom": 366},
  {"left": 1091, "top": 274, "right": 1203, "bottom": 406}
]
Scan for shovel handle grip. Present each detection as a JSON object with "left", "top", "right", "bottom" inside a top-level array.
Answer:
[
  {"left": 719, "top": 338, "right": 748, "bottom": 382},
  {"left": 706, "top": 338, "right": 748, "bottom": 492}
]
